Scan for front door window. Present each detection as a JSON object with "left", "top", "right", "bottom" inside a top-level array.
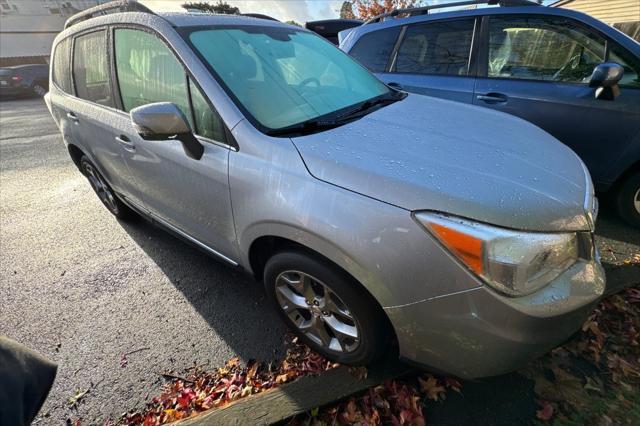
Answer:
[{"left": 487, "top": 16, "right": 634, "bottom": 84}]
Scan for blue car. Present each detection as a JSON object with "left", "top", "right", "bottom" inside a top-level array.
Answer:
[{"left": 340, "top": 0, "right": 640, "bottom": 227}]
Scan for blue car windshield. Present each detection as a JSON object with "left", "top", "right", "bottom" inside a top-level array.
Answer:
[{"left": 187, "top": 26, "right": 391, "bottom": 131}]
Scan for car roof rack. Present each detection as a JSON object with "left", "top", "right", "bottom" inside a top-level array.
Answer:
[
  {"left": 64, "top": 0, "right": 157, "bottom": 29},
  {"left": 365, "top": 0, "right": 540, "bottom": 24}
]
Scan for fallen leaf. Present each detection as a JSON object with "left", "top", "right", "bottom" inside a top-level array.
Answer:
[
  {"left": 418, "top": 376, "right": 445, "bottom": 401},
  {"left": 536, "top": 400, "right": 554, "bottom": 421}
]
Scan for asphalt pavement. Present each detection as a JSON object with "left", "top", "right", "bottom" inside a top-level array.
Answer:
[
  {"left": 1, "top": 98, "right": 638, "bottom": 425},
  {"left": 0, "top": 98, "right": 286, "bottom": 424}
]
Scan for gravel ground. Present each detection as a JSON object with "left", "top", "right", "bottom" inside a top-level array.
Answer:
[{"left": 1, "top": 98, "right": 638, "bottom": 425}]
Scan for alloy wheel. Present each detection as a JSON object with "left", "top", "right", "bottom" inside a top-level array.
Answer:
[
  {"left": 275, "top": 270, "right": 360, "bottom": 353},
  {"left": 634, "top": 188, "right": 640, "bottom": 215},
  {"left": 84, "top": 163, "right": 118, "bottom": 213}
]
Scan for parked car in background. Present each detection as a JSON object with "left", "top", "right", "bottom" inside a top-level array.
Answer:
[
  {"left": 341, "top": 0, "right": 640, "bottom": 227},
  {"left": 306, "top": 19, "right": 362, "bottom": 44},
  {"left": 0, "top": 64, "right": 49, "bottom": 98},
  {"left": 47, "top": 1, "right": 605, "bottom": 379}
]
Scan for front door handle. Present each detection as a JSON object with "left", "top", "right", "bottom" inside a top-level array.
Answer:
[
  {"left": 115, "top": 135, "right": 135, "bottom": 152},
  {"left": 476, "top": 93, "right": 508, "bottom": 104},
  {"left": 66, "top": 111, "right": 79, "bottom": 122}
]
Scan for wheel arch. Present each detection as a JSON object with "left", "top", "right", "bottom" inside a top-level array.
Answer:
[
  {"left": 67, "top": 143, "right": 85, "bottom": 170},
  {"left": 245, "top": 230, "right": 398, "bottom": 346},
  {"left": 611, "top": 160, "right": 640, "bottom": 190}
]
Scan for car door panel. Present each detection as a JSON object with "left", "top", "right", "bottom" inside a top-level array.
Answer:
[
  {"left": 66, "top": 29, "right": 140, "bottom": 201},
  {"left": 381, "top": 18, "right": 478, "bottom": 104},
  {"left": 63, "top": 96, "right": 142, "bottom": 199},
  {"left": 112, "top": 27, "right": 238, "bottom": 261},
  {"left": 473, "top": 15, "right": 640, "bottom": 189},
  {"left": 378, "top": 72, "right": 476, "bottom": 103}
]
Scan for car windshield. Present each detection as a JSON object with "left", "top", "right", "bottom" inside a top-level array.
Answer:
[{"left": 186, "top": 26, "right": 391, "bottom": 131}]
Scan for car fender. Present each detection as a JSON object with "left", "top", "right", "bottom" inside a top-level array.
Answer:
[{"left": 238, "top": 220, "right": 395, "bottom": 306}]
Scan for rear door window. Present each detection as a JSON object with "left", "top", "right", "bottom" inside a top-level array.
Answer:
[
  {"left": 72, "top": 30, "right": 114, "bottom": 107},
  {"left": 395, "top": 19, "right": 475, "bottom": 76},
  {"left": 349, "top": 27, "right": 401, "bottom": 72},
  {"left": 52, "top": 38, "right": 72, "bottom": 94}
]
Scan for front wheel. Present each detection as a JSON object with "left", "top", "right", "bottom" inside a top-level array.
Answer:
[
  {"left": 80, "top": 156, "right": 136, "bottom": 221},
  {"left": 615, "top": 172, "right": 640, "bottom": 228},
  {"left": 264, "top": 251, "right": 389, "bottom": 365}
]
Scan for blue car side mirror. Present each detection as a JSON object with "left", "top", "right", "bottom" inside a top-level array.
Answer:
[{"left": 589, "top": 62, "right": 624, "bottom": 101}]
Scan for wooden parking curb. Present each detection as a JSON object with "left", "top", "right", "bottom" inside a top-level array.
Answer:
[
  {"left": 603, "top": 263, "right": 640, "bottom": 296},
  {"left": 176, "top": 362, "right": 412, "bottom": 426}
]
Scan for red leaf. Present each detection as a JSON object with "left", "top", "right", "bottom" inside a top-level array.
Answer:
[{"left": 536, "top": 401, "right": 554, "bottom": 421}]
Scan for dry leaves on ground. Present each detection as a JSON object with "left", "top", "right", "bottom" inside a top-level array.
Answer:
[
  {"left": 106, "top": 335, "right": 336, "bottom": 426},
  {"left": 530, "top": 286, "right": 640, "bottom": 424}
]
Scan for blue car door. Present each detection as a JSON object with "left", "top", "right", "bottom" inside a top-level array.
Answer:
[
  {"left": 347, "top": 18, "right": 479, "bottom": 104},
  {"left": 472, "top": 14, "right": 640, "bottom": 189},
  {"left": 381, "top": 17, "right": 479, "bottom": 104}
]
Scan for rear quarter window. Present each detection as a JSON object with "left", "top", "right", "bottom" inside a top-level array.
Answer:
[
  {"left": 349, "top": 27, "right": 401, "bottom": 72},
  {"left": 52, "top": 38, "right": 72, "bottom": 94}
]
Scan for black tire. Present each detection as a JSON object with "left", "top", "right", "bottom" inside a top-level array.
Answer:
[
  {"left": 264, "top": 251, "right": 389, "bottom": 365},
  {"left": 615, "top": 172, "right": 640, "bottom": 228},
  {"left": 32, "top": 83, "right": 46, "bottom": 97},
  {"left": 80, "top": 156, "right": 136, "bottom": 221}
]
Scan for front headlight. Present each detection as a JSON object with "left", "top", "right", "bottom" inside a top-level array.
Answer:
[{"left": 415, "top": 212, "right": 579, "bottom": 297}]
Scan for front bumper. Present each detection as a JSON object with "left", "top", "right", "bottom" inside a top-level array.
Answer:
[{"left": 384, "top": 258, "right": 605, "bottom": 379}]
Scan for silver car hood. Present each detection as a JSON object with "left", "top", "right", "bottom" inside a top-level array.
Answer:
[{"left": 291, "top": 94, "right": 592, "bottom": 232}]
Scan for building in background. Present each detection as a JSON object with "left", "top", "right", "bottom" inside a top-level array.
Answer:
[
  {"left": 0, "top": 0, "right": 105, "bottom": 66},
  {"left": 551, "top": 0, "right": 640, "bottom": 41}
]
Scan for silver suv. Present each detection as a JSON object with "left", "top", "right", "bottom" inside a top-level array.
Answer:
[{"left": 46, "top": 1, "right": 605, "bottom": 379}]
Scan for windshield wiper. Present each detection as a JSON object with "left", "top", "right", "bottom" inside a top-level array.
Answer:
[
  {"left": 265, "top": 118, "right": 342, "bottom": 137},
  {"left": 334, "top": 92, "right": 406, "bottom": 122},
  {"left": 265, "top": 91, "right": 407, "bottom": 137}
]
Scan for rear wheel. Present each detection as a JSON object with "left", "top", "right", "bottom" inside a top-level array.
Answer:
[
  {"left": 80, "top": 156, "right": 136, "bottom": 221},
  {"left": 264, "top": 251, "right": 388, "bottom": 365},
  {"left": 32, "top": 83, "right": 46, "bottom": 97},
  {"left": 616, "top": 172, "right": 640, "bottom": 228}
]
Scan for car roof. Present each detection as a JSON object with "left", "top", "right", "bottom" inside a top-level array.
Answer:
[
  {"left": 344, "top": 5, "right": 640, "bottom": 54},
  {"left": 157, "top": 12, "right": 290, "bottom": 28},
  {"left": 356, "top": 5, "right": 593, "bottom": 30},
  {"left": 55, "top": 9, "right": 308, "bottom": 47}
]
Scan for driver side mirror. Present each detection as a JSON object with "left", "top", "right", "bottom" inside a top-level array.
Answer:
[
  {"left": 130, "top": 102, "right": 204, "bottom": 160},
  {"left": 589, "top": 62, "right": 624, "bottom": 101}
]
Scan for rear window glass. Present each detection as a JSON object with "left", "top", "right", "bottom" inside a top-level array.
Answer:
[
  {"left": 349, "top": 27, "right": 401, "bottom": 72},
  {"left": 52, "top": 38, "right": 72, "bottom": 94},
  {"left": 395, "top": 19, "right": 475, "bottom": 76},
  {"left": 72, "top": 30, "right": 114, "bottom": 107}
]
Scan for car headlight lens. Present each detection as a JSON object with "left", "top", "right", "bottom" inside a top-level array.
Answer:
[{"left": 415, "top": 212, "right": 579, "bottom": 297}]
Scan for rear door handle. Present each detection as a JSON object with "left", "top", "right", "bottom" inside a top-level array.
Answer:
[
  {"left": 476, "top": 93, "right": 508, "bottom": 104},
  {"left": 115, "top": 135, "right": 135, "bottom": 152},
  {"left": 66, "top": 111, "right": 79, "bottom": 122}
]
